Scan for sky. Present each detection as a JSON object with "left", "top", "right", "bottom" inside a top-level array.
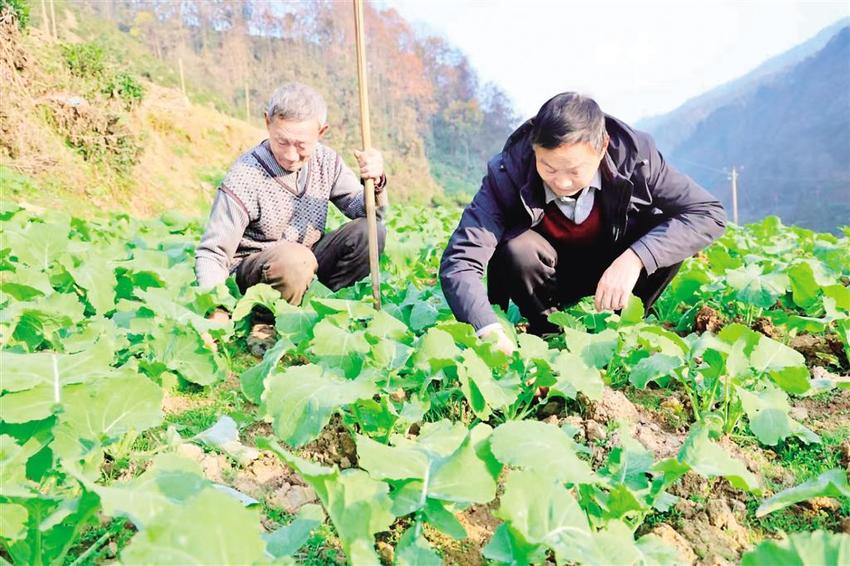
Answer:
[{"left": 381, "top": 0, "right": 849, "bottom": 123}]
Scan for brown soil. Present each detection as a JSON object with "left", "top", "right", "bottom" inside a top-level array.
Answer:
[
  {"left": 790, "top": 334, "right": 848, "bottom": 369},
  {"left": 694, "top": 305, "right": 725, "bottom": 334},
  {"left": 673, "top": 496, "right": 751, "bottom": 564},
  {"left": 300, "top": 418, "right": 358, "bottom": 469},
  {"left": 752, "top": 317, "right": 780, "bottom": 339},
  {"left": 427, "top": 502, "right": 501, "bottom": 566},
  {"left": 160, "top": 389, "right": 214, "bottom": 415},
  {"left": 792, "top": 386, "right": 850, "bottom": 434}
]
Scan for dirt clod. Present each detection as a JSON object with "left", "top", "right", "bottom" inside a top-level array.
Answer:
[
  {"left": 752, "top": 317, "right": 779, "bottom": 338},
  {"left": 268, "top": 484, "right": 318, "bottom": 514},
  {"left": 694, "top": 305, "right": 724, "bottom": 334},
  {"left": 650, "top": 523, "right": 697, "bottom": 565},
  {"left": 585, "top": 388, "right": 640, "bottom": 429}
]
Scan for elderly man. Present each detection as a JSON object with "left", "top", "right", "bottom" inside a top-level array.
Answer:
[
  {"left": 196, "top": 82, "right": 387, "bottom": 332},
  {"left": 440, "top": 92, "right": 726, "bottom": 353}
]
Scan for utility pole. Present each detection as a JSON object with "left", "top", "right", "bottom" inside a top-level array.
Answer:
[{"left": 729, "top": 166, "right": 739, "bottom": 225}]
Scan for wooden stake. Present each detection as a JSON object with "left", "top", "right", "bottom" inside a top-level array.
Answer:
[
  {"left": 730, "top": 166, "right": 739, "bottom": 225},
  {"left": 48, "top": 0, "right": 57, "bottom": 39},
  {"left": 178, "top": 58, "right": 186, "bottom": 96},
  {"left": 352, "top": 0, "right": 381, "bottom": 310},
  {"left": 245, "top": 81, "right": 250, "bottom": 121},
  {"left": 40, "top": 0, "right": 49, "bottom": 34}
]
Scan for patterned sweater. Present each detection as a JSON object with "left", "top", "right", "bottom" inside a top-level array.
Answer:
[{"left": 195, "top": 140, "right": 384, "bottom": 289}]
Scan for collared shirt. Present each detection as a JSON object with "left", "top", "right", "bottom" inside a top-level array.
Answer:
[{"left": 541, "top": 168, "right": 602, "bottom": 225}]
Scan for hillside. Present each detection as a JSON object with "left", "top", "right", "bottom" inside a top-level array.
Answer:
[
  {"left": 637, "top": 17, "right": 849, "bottom": 155},
  {"left": 0, "top": 8, "right": 265, "bottom": 217},
  {"left": 78, "top": 0, "right": 519, "bottom": 198},
  {"left": 639, "top": 21, "right": 850, "bottom": 233},
  {"left": 668, "top": 26, "right": 850, "bottom": 232}
]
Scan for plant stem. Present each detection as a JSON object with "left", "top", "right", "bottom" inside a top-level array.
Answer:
[{"left": 68, "top": 530, "right": 112, "bottom": 566}]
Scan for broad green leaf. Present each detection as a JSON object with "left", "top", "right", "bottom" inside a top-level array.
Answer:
[
  {"left": 482, "top": 523, "right": 546, "bottom": 565},
  {"left": 619, "top": 295, "right": 645, "bottom": 325},
  {"left": 68, "top": 257, "right": 117, "bottom": 316},
  {"left": 76, "top": 453, "right": 207, "bottom": 528},
  {"left": 563, "top": 327, "right": 618, "bottom": 369},
  {"left": 741, "top": 530, "right": 850, "bottom": 566},
  {"left": 365, "top": 310, "right": 410, "bottom": 341},
  {"left": 823, "top": 284, "right": 850, "bottom": 313},
  {"left": 456, "top": 350, "right": 519, "bottom": 420},
  {"left": 429, "top": 429, "right": 498, "bottom": 504},
  {"left": 788, "top": 261, "right": 821, "bottom": 311},
  {"left": 516, "top": 333, "right": 550, "bottom": 362},
  {"left": 496, "top": 470, "right": 596, "bottom": 565},
  {"left": 0, "top": 385, "right": 59, "bottom": 423},
  {"left": 263, "top": 504, "right": 325, "bottom": 559},
  {"left": 120, "top": 489, "right": 268, "bottom": 564},
  {"left": 726, "top": 264, "right": 787, "bottom": 308},
  {"left": 5, "top": 221, "right": 69, "bottom": 270},
  {"left": 240, "top": 336, "right": 293, "bottom": 404},
  {"left": 751, "top": 335, "right": 810, "bottom": 395},
  {"left": 738, "top": 385, "right": 819, "bottom": 446},
  {"left": 409, "top": 301, "right": 439, "bottom": 332},
  {"left": 550, "top": 351, "right": 604, "bottom": 401},
  {"left": 311, "top": 297, "right": 375, "bottom": 319},
  {"left": 0, "top": 339, "right": 113, "bottom": 393},
  {"left": 53, "top": 372, "right": 162, "bottom": 452},
  {"left": 490, "top": 421, "right": 596, "bottom": 485},
  {"left": 629, "top": 353, "right": 682, "bottom": 389},
  {"left": 232, "top": 283, "right": 281, "bottom": 321},
  {"left": 275, "top": 301, "right": 318, "bottom": 343},
  {"left": 0, "top": 503, "right": 27, "bottom": 541},
  {"left": 355, "top": 435, "right": 429, "bottom": 481},
  {"left": 148, "top": 324, "right": 225, "bottom": 386},
  {"left": 309, "top": 319, "right": 370, "bottom": 358},
  {"left": 422, "top": 498, "right": 467, "bottom": 539},
  {"left": 676, "top": 425, "right": 761, "bottom": 492},
  {"left": 262, "top": 364, "right": 376, "bottom": 447},
  {"left": 412, "top": 328, "right": 460, "bottom": 371},
  {"left": 260, "top": 439, "right": 394, "bottom": 565},
  {"left": 756, "top": 469, "right": 850, "bottom": 517},
  {"left": 395, "top": 526, "right": 442, "bottom": 566}
]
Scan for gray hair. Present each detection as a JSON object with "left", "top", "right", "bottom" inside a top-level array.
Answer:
[{"left": 265, "top": 82, "right": 328, "bottom": 125}]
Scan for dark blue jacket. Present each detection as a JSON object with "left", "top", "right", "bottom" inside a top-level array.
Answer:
[{"left": 439, "top": 115, "right": 726, "bottom": 330}]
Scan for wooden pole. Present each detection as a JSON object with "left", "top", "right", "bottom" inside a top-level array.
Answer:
[
  {"left": 48, "top": 0, "right": 57, "bottom": 39},
  {"left": 178, "top": 58, "right": 186, "bottom": 96},
  {"left": 244, "top": 81, "right": 250, "bottom": 121},
  {"left": 730, "top": 166, "right": 739, "bottom": 225},
  {"left": 352, "top": 0, "right": 381, "bottom": 310},
  {"left": 40, "top": 0, "right": 49, "bottom": 35}
]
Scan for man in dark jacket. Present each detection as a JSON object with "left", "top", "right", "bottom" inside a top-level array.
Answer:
[{"left": 440, "top": 92, "right": 726, "bottom": 354}]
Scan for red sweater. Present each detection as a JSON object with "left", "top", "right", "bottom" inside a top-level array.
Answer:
[{"left": 535, "top": 199, "right": 603, "bottom": 247}]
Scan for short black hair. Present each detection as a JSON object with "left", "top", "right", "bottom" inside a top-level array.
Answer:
[{"left": 531, "top": 92, "right": 606, "bottom": 150}]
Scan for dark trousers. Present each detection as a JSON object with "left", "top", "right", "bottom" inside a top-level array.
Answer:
[
  {"left": 235, "top": 218, "right": 386, "bottom": 311},
  {"left": 487, "top": 229, "right": 681, "bottom": 335}
]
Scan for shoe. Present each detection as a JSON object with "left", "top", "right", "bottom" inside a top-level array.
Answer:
[{"left": 247, "top": 323, "right": 277, "bottom": 358}]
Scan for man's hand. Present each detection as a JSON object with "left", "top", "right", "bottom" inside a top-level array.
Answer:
[
  {"left": 353, "top": 149, "right": 384, "bottom": 182},
  {"left": 480, "top": 325, "right": 515, "bottom": 356},
  {"left": 594, "top": 248, "right": 644, "bottom": 312},
  {"left": 202, "top": 308, "right": 230, "bottom": 351}
]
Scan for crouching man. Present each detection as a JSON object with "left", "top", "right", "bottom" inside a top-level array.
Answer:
[
  {"left": 440, "top": 92, "right": 725, "bottom": 354},
  {"left": 195, "top": 82, "right": 387, "bottom": 337}
]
